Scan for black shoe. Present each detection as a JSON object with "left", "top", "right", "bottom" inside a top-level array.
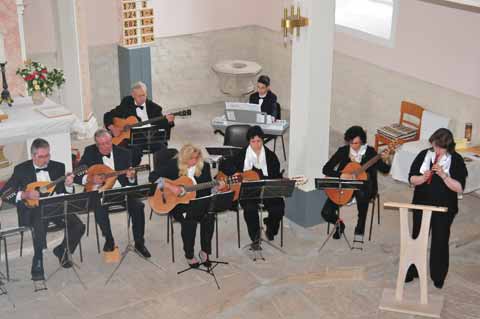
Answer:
[
  {"left": 135, "top": 243, "right": 151, "bottom": 258},
  {"left": 53, "top": 246, "right": 73, "bottom": 268},
  {"left": 405, "top": 266, "right": 419, "bottom": 283},
  {"left": 199, "top": 251, "right": 211, "bottom": 268},
  {"left": 434, "top": 280, "right": 444, "bottom": 289},
  {"left": 31, "top": 257, "right": 45, "bottom": 281},
  {"left": 265, "top": 229, "right": 275, "bottom": 241},
  {"left": 354, "top": 226, "right": 365, "bottom": 236},
  {"left": 332, "top": 221, "right": 345, "bottom": 240},
  {"left": 250, "top": 241, "right": 262, "bottom": 251},
  {"left": 103, "top": 239, "right": 115, "bottom": 252}
]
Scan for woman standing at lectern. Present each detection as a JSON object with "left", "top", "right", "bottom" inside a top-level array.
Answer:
[{"left": 407, "top": 128, "right": 467, "bottom": 289}]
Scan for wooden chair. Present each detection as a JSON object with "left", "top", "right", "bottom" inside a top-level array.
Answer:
[{"left": 375, "top": 101, "right": 424, "bottom": 151}]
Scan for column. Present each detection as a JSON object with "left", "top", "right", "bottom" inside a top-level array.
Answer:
[
  {"left": 285, "top": 0, "right": 336, "bottom": 227},
  {"left": 53, "top": 0, "right": 97, "bottom": 139}
]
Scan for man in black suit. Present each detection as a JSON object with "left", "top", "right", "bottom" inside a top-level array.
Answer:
[
  {"left": 104, "top": 81, "right": 175, "bottom": 166},
  {"left": 0, "top": 139, "right": 85, "bottom": 281},
  {"left": 249, "top": 75, "right": 279, "bottom": 119},
  {"left": 75, "top": 128, "right": 151, "bottom": 258}
]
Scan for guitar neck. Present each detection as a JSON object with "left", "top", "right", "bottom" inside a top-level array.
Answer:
[
  {"left": 183, "top": 180, "right": 219, "bottom": 193},
  {"left": 104, "top": 166, "right": 148, "bottom": 179},
  {"left": 354, "top": 154, "right": 382, "bottom": 176},
  {"left": 131, "top": 115, "right": 166, "bottom": 128}
]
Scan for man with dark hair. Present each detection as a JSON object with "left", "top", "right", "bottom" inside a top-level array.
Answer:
[
  {"left": 249, "top": 75, "right": 279, "bottom": 119},
  {"left": 74, "top": 129, "right": 151, "bottom": 258},
  {"left": 0, "top": 138, "right": 85, "bottom": 281},
  {"left": 220, "top": 126, "right": 284, "bottom": 250},
  {"left": 321, "top": 126, "right": 391, "bottom": 238}
]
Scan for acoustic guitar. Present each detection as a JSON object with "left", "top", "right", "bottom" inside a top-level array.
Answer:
[
  {"left": 111, "top": 108, "right": 192, "bottom": 145},
  {"left": 85, "top": 164, "right": 150, "bottom": 192},
  {"left": 24, "top": 165, "right": 88, "bottom": 207},
  {"left": 325, "top": 142, "right": 400, "bottom": 206},
  {"left": 216, "top": 170, "right": 309, "bottom": 201},
  {"left": 149, "top": 175, "right": 241, "bottom": 215}
]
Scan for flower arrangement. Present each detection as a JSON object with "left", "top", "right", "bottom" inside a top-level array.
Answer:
[{"left": 16, "top": 60, "right": 65, "bottom": 96}]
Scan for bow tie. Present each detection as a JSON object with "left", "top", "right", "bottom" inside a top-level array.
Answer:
[
  {"left": 35, "top": 167, "right": 48, "bottom": 173},
  {"left": 102, "top": 153, "right": 111, "bottom": 159},
  {"left": 136, "top": 105, "right": 144, "bottom": 110}
]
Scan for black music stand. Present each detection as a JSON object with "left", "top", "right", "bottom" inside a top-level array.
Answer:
[
  {"left": 205, "top": 146, "right": 242, "bottom": 169},
  {"left": 239, "top": 179, "right": 295, "bottom": 261},
  {"left": 315, "top": 178, "right": 364, "bottom": 252},
  {"left": 129, "top": 126, "right": 167, "bottom": 169},
  {"left": 103, "top": 183, "right": 163, "bottom": 285},
  {"left": 39, "top": 191, "right": 96, "bottom": 290},
  {"left": 176, "top": 192, "right": 232, "bottom": 289}
]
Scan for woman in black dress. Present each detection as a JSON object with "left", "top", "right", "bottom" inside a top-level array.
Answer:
[
  {"left": 407, "top": 128, "right": 467, "bottom": 288},
  {"left": 149, "top": 144, "right": 218, "bottom": 267},
  {"left": 221, "top": 126, "right": 284, "bottom": 250}
]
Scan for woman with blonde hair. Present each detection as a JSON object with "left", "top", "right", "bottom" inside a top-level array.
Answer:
[{"left": 149, "top": 144, "right": 215, "bottom": 267}]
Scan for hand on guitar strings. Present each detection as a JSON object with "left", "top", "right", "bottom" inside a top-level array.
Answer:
[
  {"left": 107, "top": 124, "right": 122, "bottom": 137},
  {"left": 91, "top": 174, "right": 106, "bottom": 186},
  {"left": 21, "top": 190, "right": 40, "bottom": 200},
  {"left": 164, "top": 182, "right": 183, "bottom": 196}
]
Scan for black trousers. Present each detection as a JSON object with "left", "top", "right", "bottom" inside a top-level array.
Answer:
[
  {"left": 28, "top": 207, "right": 85, "bottom": 259},
  {"left": 240, "top": 198, "right": 285, "bottom": 242},
  {"left": 321, "top": 190, "right": 370, "bottom": 233},
  {"left": 171, "top": 204, "right": 215, "bottom": 259},
  {"left": 94, "top": 197, "right": 145, "bottom": 245},
  {"left": 409, "top": 209, "right": 456, "bottom": 284}
]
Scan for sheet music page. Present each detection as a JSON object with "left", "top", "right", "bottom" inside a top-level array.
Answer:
[{"left": 225, "top": 102, "right": 261, "bottom": 112}]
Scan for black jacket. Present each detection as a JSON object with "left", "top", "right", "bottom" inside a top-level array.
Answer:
[
  {"left": 74, "top": 144, "right": 137, "bottom": 187},
  {"left": 1, "top": 160, "right": 68, "bottom": 227},
  {"left": 409, "top": 149, "right": 467, "bottom": 214},
  {"left": 220, "top": 146, "right": 283, "bottom": 179},
  {"left": 103, "top": 96, "right": 174, "bottom": 138},
  {"left": 322, "top": 145, "right": 391, "bottom": 198},
  {"left": 249, "top": 91, "right": 278, "bottom": 118},
  {"left": 149, "top": 159, "right": 213, "bottom": 198}
]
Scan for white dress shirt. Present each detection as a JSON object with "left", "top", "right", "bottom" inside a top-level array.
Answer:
[
  {"left": 187, "top": 166, "right": 197, "bottom": 185},
  {"left": 135, "top": 102, "right": 152, "bottom": 128},
  {"left": 258, "top": 94, "right": 266, "bottom": 107},
  {"left": 243, "top": 146, "right": 268, "bottom": 176}
]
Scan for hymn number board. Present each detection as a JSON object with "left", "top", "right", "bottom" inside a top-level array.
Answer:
[{"left": 122, "top": 0, "right": 155, "bottom": 47}]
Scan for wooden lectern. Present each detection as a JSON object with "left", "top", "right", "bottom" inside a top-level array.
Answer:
[{"left": 379, "top": 202, "right": 448, "bottom": 318}]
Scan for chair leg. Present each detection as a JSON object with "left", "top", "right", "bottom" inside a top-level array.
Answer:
[
  {"left": 281, "top": 135, "right": 287, "bottom": 161},
  {"left": 377, "top": 194, "right": 381, "bottom": 225},
  {"left": 20, "top": 231, "right": 24, "bottom": 257},
  {"left": 167, "top": 214, "right": 170, "bottom": 244},
  {"left": 86, "top": 211, "right": 90, "bottom": 237},
  {"left": 3, "top": 238, "right": 9, "bottom": 281},
  {"left": 215, "top": 214, "right": 219, "bottom": 259},
  {"left": 327, "top": 222, "right": 330, "bottom": 234},
  {"left": 280, "top": 217, "right": 284, "bottom": 248},
  {"left": 78, "top": 240, "right": 83, "bottom": 263},
  {"left": 95, "top": 220, "right": 100, "bottom": 254},
  {"left": 274, "top": 137, "right": 277, "bottom": 153},
  {"left": 236, "top": 209, "right": 241, "bottom": 248},
  {"left": 149, "top": 208, "right": 153, "bottom": 221},
  {"left": 369, "top": 198, "right": 375, "bottom": 241},
  {"left": 170, "top": 216, "right": 175, "bottom": 263}
]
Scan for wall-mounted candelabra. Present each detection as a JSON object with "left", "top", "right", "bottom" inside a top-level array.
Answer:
[{"left": 281, "top": 3, "right": 309, "bottom": 46}]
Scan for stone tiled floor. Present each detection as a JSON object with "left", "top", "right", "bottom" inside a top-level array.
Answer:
[{"left": 1, "top": 103, "right": 480, "bottom": 318}]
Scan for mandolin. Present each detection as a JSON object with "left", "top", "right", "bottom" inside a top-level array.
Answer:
[
  {"left": 85, "top": 164, "right": 150, "bottom": 192},
  {"left": 111, "top": 108, "right": 192, "bottom": 145},
  {"left": 24, "top": 165, "right": 88, "bottom": 207},
  {"left": 325, "top": 141, "right": 400, "bottom": 206},
  {"left": 149, "top": 175, "right": 241, "bottom": 215}
]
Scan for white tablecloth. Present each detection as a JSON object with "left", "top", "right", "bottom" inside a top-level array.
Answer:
[{"left": 0, "top": 97, "right": 79, "bottom": 171}]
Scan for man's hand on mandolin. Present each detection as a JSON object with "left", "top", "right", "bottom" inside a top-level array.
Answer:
[
  {"left": 91, "top": 174, "right": 106, "bottom": 186},
  {"left": 22, "top": 190, "right": 40, "bottom": 200}
]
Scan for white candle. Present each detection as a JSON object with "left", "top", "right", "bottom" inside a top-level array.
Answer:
[{"left": 0, "top": 33, "right": 5, "bottom": 63}]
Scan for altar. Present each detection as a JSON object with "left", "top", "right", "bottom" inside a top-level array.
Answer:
[{"left": 0, "top": 97, "right": 79, "bottom": 171}]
